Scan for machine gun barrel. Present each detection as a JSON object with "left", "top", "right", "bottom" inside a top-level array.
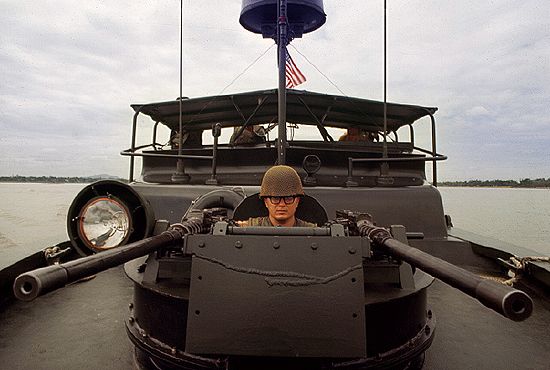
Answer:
[
  {"left": 13, "top": 229, "right": 186, "bottom": 302},
  {"left": 358, "top": 221, "right": 533, "bottom": 322}
]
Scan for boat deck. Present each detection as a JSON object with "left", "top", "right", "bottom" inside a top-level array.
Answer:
[{"left": 1, "top": 266, "right": 549, "bottom": 369}]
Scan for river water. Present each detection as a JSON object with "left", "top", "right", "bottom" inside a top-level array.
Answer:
[
  {"left": 438, "top": 187, "right": 550, "bottom": 254},
  {"left": 0, "top": 183, "right": 549, "bottom": 266}
]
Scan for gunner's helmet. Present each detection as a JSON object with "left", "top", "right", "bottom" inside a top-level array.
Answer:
[{"left": 259, "top": 165, "right": 304, "bottom": 197}]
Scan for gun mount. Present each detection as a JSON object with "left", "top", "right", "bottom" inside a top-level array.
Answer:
[{"left": 14, "top": 210, "right": 532, "bottom": 322}]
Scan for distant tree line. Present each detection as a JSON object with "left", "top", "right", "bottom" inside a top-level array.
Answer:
[
  {"left": 0, "top": 176, "right": 125, "bottom": 184},
  {"left": 1, "top": 176, "right": 548, "bottom": 187},
  {"left": 440, "top": 178, "right": 550, "bottom": 188}
]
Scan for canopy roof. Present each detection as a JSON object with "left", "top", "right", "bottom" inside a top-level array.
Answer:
[{"left": 131, "top": 89, "right": 437, "bottom": 132}]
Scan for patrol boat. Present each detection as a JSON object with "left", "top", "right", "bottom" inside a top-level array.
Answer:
[{"left": 1, "top": 1, "right": 549, "bottom": 369}]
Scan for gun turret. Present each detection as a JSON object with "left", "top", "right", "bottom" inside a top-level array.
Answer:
[{"left": 354, "top": 218, "right": 533, "bottom": 322}]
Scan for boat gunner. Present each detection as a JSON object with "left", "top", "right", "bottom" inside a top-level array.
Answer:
[
  {"left": 230, "top": 124, "right": 266, "bottom": 145},
  {"left": 237, "top": 165, "right": 316, "bottom": 227},
  {"left": 339, "top": 127, "right": 379, "bottom": 142},
  {"left": 170, "top": 129, "right": 203, "bottom": 148}
]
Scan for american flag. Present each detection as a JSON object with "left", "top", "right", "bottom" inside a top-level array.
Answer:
[{"left": 285, "top": 51, "right": 306, "bottom": 88}]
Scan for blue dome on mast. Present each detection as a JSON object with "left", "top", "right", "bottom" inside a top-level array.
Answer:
[{"left": 239, "top": 0, "right": 326, "bottom": 38}]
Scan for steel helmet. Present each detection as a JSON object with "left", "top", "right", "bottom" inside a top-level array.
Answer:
[{"left": 259, "top": 165, "right": 304, "bottom": 197}]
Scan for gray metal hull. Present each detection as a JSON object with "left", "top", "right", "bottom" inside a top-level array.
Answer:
[{"left": 2, "top": 263, "right": 549, "bottom": 369}]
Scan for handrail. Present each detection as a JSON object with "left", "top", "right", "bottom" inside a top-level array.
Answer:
[
  {"left": 425, "top": 111, "right": 438, "bottom": 186},
  {"left": 346, "top": 153, "right": 447, "bottom": 187},
  {"left": 133, "top": 143, "right": 162, "bottom": 152},
  {"left": 127, "top": 107, "right": 213, "bottom": 183},
  {"left": 413, "top": 146, "right": 441, "bottom": 156},
  {"left": 152, "top": 121, "right": 159, "bottom": 150},
  {"left": 120, "top": 149, "right": 213, "bottom": 161},
  {"left": 129, "top": 109, "right": 141, "bottom": 182},
  {"left": 348, "top": 154, "right": 447, "bottom": 164}
]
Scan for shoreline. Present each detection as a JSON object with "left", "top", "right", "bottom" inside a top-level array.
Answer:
[
  {"left": 0, "top": 180, "right": 548, "bottom": 189},
  {"left": 439, "top": 185, "right": 550, "bottom": 189},
  {"left": 0, "top": 177, "right": 125, "bottom": 184}
]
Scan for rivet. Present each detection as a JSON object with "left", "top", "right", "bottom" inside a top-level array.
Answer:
[
  {"left": 273, "top": 242, "right": 280, "bottom": 249},
  {"left": 311, "top": 243, "right": 318, "bottom": 250},
  {"left": 425, "top": 325, "right": 430, "bottom": 335},
  {"left": 171, "top": 348, "right": 177, "bottom": 355},
  {"left": 348, "top": 247, "right": 357, "bottom": 254},
  {"left": 235, "top": 241, "right": 242, "bottom": 249},
  {"left": 128, "top": 303, "right": 133, "bottom": 309},
  {"left": 129, "top": 317, "right": 135, "bottom": 324},
  {"left": 198, "top": 242, "right": 205, "bottom": 248},
  {"left": 427, "top": 310, "right": 433, "bottom": 319},
  {"left": 142, "top": 331, "right": 148, "bottom": 338}
]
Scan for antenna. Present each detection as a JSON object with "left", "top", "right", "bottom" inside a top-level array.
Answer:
[
  {"left": 277, "top": 0, "right": 288, "bottom": 165},
  {"left": 383, "top": 0, "right": 388, "bottom": 160},
  {"left": 172, "top": 0, "right": 190, "bottom": 183},
  {"left": 379, "top": 0, "right": 391, "bottom": 182}
]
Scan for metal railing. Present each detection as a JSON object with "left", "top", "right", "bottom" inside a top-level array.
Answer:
[
  {"left": 124, "top": 107, "right": 444, "bottom": 186},
  {"left": 346, "top": 152, "right": 447, "bottom": 187}
]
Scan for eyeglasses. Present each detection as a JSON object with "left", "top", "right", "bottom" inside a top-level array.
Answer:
[{"left": 267, "top": 196, "right": 297, "bottom": 205}]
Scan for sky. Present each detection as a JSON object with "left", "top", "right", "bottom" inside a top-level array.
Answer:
[{"left": 1, "top": 0, "right": 549, "bottom": 181}]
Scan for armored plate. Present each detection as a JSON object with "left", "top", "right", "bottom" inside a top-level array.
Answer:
[{"left": 185, "top": 234, "right": 366, "bottom": 358}]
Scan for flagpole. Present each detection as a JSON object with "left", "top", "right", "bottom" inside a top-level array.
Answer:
[{"left": 277, "top": 0, "right": 288, "bottom": 165}]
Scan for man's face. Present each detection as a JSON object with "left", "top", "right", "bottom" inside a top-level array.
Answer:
[{"left": 263, "top": 196, "right": 300, "bottom": 223}]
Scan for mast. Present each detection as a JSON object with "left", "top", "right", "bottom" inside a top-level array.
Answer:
[
  {"left": 382, "top": 0, "right": 388, "bottom": 161},
  {"left": 239, "top": 0, "right": 326, "bottom": 164},
  {"left": 277, "top": 0, "right": 288, "bottom": 165}
]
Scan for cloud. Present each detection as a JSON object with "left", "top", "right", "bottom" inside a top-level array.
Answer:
[{"left": 1, "top": 0, "right": 549, "bottom": 180}]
